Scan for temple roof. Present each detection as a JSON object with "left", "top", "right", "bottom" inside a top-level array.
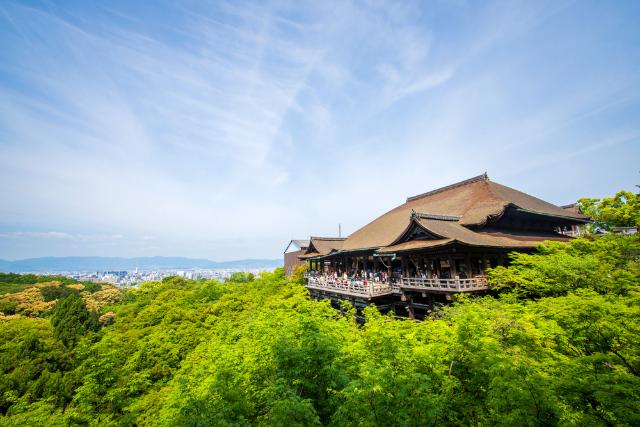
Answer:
[
  {"left": 284, "top": 239, "right": 310, "bottom": 253},
  {"left": 341, "top": 173, "right": 588, "bottom": 251},
  {"left": 560, "top": 203, "right": 583, "bottom": 215},
  {"left": 376, "top": 216, "right": 570, "bottom": 253},
  {"left": 299, "top": 236, "right": 345, "bottom": 259},
  {"left": 292, "top": 239, "right": 310, "bottom": 248}
]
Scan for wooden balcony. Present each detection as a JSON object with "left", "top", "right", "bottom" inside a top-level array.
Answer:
[
  {"left": 305, "top": 275, "right": 396, "bottom": 298},
  {"left": 400, "top": 276, "right": 488, "bottom": 292},
  {"left": 304, "top": 273, "right": 489, "bottom": 298}
]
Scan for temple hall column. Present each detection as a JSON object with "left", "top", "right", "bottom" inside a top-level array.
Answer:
[{"left": 448, "top": 255, "right": 457, "bottom": 278}]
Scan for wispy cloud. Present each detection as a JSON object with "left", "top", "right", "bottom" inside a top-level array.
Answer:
[
  {"left": 0, "top": 231, "right": 123, "bottom": 241},
  {"left": 0, "top": 0, "right": 639, "bottom": 259},
  {"left": 0, "top": 231, "right": 71, "bottom": 239}
]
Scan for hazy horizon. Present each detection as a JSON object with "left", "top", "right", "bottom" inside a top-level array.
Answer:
[
  {"left": 0, "top": 254, "right": 280, "bottom": 263},
  {"left": 1, "top": 1, "right": 639, "bottom": 260}
]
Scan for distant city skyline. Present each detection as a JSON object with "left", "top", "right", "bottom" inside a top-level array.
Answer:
[{"left": 1, "top": 1, "right": 639, "bottom": 260}]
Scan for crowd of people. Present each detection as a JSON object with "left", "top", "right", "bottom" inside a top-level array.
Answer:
[{"left": 307, "top": 268, "right": 477, "bottom": 284}]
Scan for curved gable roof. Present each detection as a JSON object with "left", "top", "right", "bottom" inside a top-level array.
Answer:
[
  {"left": 300, "top": 237, "right": 346, "bottom": 258},
  {"left": 376, "top": 214, "right": 570, "bottom": 254},
  {"left": 341, "top": 174, "right": 587, "bottom": 251}
]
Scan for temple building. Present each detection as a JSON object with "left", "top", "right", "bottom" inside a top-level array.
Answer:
[
  {"left": 300, "top": 174, "right": 589, "bottom": 318},
  {"left": 283, "top": 239, "right": 310, "bottom": 276},
  {"left": 299, "top": 237, "right": 346, "bottom": 261}
]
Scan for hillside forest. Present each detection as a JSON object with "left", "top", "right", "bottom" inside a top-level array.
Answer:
[{"left": 0, "top": 191, "right": 638, "bottom": 426}]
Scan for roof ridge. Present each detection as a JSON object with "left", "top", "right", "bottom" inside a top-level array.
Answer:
[
  {"left": 406, "top": 172, "right": 489, "bottom": 202},
  {"left": 559, "top": 203, "right": 578, "bottom": 209},
  {"left": 310, "top": 236, "right": 346, "bottom": 241},
  {"left": 411, "top": 210, "right": 461, "bottom": 221}
]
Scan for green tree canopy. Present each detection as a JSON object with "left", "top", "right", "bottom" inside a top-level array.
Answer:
[
  {"left": 50, "top": 293, "right": 99, "bottom": 348},
  {"left": 579, "top": 190, "right": 640, "bottom": 230},
  {"left": 1, "top": 239, "right": 639, "bottom": 425},
  {"left": 488, "top": 235, "right": 640, "bottom": 297}
]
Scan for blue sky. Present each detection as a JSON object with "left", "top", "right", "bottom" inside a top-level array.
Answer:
[{"left": 1, "top": 0, "right": 639, "bottom": 261}]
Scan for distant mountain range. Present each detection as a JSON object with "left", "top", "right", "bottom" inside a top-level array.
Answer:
[{"left": 0, "top": 256, "right": 282, "bottom": 273}]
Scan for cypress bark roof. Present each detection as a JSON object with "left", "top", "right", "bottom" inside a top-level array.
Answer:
[
  {"left": 299, "top": 237, "right": 345, "bottom": 258},
  {"left": 341, "top": 174, "right": 587, "bottom": 251},
  {"left": 377, "top": 218, "right": 570, "bottom": 253}
]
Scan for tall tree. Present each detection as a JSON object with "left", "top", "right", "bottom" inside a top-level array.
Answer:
[{"left": 50, "top": 293, "right": 99, "bottom": 348}]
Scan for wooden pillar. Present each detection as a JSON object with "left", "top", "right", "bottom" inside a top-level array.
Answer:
[
  {"left": 465, "top": 254, "right": 472, "bottom": 276},
  {"left": 406, "top": 296, "right": 415, "bottom": 320},
  {"left": 449, "top": 255, "right": 457, "bottom": 278},
  {"left": 409, "top": 256, "right": 420, "bottom": 275},
  {"left": 482, "top": 253, "right": 489, "bottom": 273},
  {"left": 401, "top": 256, "right": 408, "bottom": 278}
]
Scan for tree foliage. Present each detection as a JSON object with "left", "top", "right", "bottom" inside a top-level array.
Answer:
[
  {"left": 227, "top": 271, "right": 255, "bottom": 283},
  {"left": 579, "top": 190, "right": 640, "bottom": 230},
  {"left": 488, "top": 235, "right": 639, "bottom": 297},
  {"left": 1, "top": 236, "right": 639, "bottom": 425},
  {"left": 0, "top": 273, "right": 99, "bottom": 295},
  {"left": 50, "top": 293, "right": 100, "bottom": 348}
]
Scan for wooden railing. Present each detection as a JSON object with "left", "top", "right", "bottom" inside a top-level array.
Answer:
[
  {"left": 401, "top": 276, "right": 488, "bottom": 292},
  {"left": 304, "top": 273, "right": 488, "bottom": 297},
  {"left": 306, "top": 275, "right": 395, "bottom": 298}
]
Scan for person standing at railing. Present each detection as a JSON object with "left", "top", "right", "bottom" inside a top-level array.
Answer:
[{"left": 453, "top": 273, "right": 463, "bottom": 290}]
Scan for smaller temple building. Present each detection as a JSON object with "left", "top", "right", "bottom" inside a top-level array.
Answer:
[
  {"left": 298, "top": 174, "right": 589, "bottom": 319},
  {"left": 283, "top": 239, "right": 310, "bottom": 276}
]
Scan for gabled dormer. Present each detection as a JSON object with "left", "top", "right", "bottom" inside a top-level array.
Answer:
[{"left": 390, "top": 211, "right": 461, "bottom": 245}]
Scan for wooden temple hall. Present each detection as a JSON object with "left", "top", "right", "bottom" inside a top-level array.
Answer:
[{"left": 296, "top": 174, "right": 588, "bottom": 319}]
